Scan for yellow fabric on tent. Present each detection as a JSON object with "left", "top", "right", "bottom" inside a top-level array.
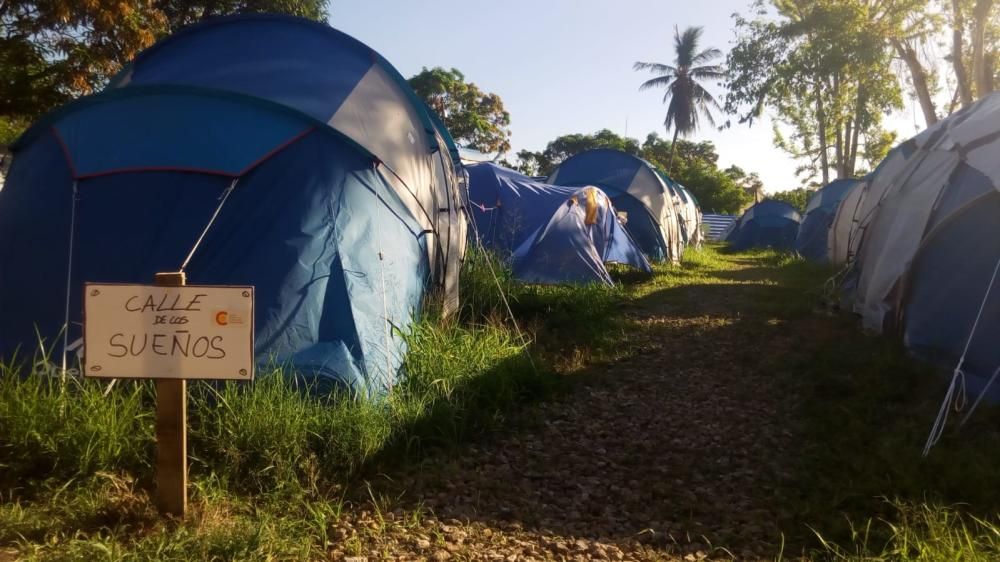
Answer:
[{"left": 584, "top": 187, "right": 600, "bottom": 226}]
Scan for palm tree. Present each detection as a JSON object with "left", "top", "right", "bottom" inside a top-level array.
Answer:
[{"left": 635, "top": 26, "right": 724, "bottom": 174}]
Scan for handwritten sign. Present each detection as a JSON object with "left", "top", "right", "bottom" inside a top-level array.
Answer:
[{"left": 84, "top": 284, "right": 254, "bottom": 380}]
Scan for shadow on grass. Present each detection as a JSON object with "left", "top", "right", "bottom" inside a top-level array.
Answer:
[
  {"left": 362, "top": 254, "right": 1000, "bottom": 558},
  {"left": 6, "top": 247, "right": 1000, "bottom": 559},
  {"left": 361, "top": 280, "right": 813, "bottom": 556}
]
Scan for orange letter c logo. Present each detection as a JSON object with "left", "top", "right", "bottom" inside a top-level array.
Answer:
[{"left": 215, "top": 311, "right": 228, "bottom": 326}]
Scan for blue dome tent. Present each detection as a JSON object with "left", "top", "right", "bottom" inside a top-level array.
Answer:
[
  {"left": 547, "top": 149, "right": 683, "bottom": 263},
  {"left": 0, "top": 15, "right": 466, "bottom": 397},
  {"left": 512, "top": 186, "right": 651, "bottom": 286},
  {"left": 467, "top": 162, "right": 578, "bottom": 255},
  {"left": 795, "top": 179, "right": 860, "bottom": 262},
  {"left": 726, "top": 200, "right": 801, "bottom": 251}
]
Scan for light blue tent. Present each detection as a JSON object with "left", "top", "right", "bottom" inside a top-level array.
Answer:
[
  {"left": 512, "top": 186, "right": 651, "bottom": 286},
  {"left": 0, "top": 15, "right": 465, "bottom": 397},
  {"left": 727, "top": 200, "right": 801, "bottom": 251},
  {"left": 795, "top": 179, "right": 860, "bottom": 261},
  {"left": 548, "top": 149, "right": 684, "bottom": 263},
  {"left": 467, "top": 162, "right": 578, "bottom": 255}
]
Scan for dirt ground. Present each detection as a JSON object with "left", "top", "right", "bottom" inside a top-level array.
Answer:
[{"left": 331, "top": 252, "right": 824, "bottom": 561}]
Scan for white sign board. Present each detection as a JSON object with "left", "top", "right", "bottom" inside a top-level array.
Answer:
[{"left": 84, "top": 284, "right": 255, "bottom": 380}]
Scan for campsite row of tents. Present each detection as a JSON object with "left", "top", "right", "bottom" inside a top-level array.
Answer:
[
  {"left": 768, "top": 96, "right": 1000, "bottom": 426},
  {"left": 467, "top": 149, "right": 703, "bottom": 286},
  {"left": 0, "top": 15, "right": 703, "bottom": 397}
]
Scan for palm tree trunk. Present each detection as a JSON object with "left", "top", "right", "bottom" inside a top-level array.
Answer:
[{"left": 667, "top": 127, "right": 680, "bottom": 175}]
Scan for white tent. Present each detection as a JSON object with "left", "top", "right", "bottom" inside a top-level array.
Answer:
[
  {"left": 827, "top": 177, "right": 866, "bottom": 264},
  {"left": 841, "top": 93, "right": 1000, "bottom": 447}
]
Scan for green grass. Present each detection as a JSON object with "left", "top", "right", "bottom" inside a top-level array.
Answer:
[
  {"left": 609, "top": 245, "right": 1000, "bottom": 561},
  {"left": 0, "top": 248, "right": 621, "bottom": 560},
  {"left": 3, "top": 245, "right": 1000, "bottom": 560},
  {"left": 813, "top": 501, "right": 1000, "bottom": 561}
]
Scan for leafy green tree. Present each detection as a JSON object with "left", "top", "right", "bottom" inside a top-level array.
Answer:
[
  {"left": 947, "top": 0, "right": 1000, "bottom": 109},
  {"left": 640, "top": 132, "right": 719, "bottom": 168},
  {"left": 724, "top": 165, "right": 765, "bottom": 203},
  {"left": 519, "top": 129, "right": 753, "bottom": 214},
  {"left": 542, "top": 130, "right": 640, "bottom": 165},
  {"left": 726, "top": 0, "right": 903, "bottom": 185},
  {"left": 767, "top": 188, "right": 814, "bottom": 212},
  {"left": 681, "top": 163, "right": 754, "bottom": 214},
  {"left": 516, "top": 129, "right": 639, "bottom": 176},
  {"left": 408, "top": 67, "right": 512, "bottom": 156},
  {"left": 513, "top": 150, "right": 550, "bottom": 176},
  {"left": 0, "top": 0, "right": 328, "bottom": 141},
  {"left": 158, "top": 0, "right": 327, "bottom": 28},
  {"left": 0, "top": 1, "right": 167, "bottom": 121},
  {"left": 640, "top": 133, "right": 753, "bottom": 214},
  {"left": 635, "top": 26, "right": 724, "bottom": 173}
]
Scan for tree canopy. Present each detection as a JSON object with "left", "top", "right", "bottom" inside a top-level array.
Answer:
[
  {"left": 725, "top": 0, "right": 1000, "bottom": 187},
  {"left": 0, "top": 0, "right": 328, "bottom": 144},
  {"left": 639, "top": 133, "right": 753, "bottom": 214},
  {"left": 726, "top": 0, "right": 903, "bottom": 186},
  {"left": 514, "top": 130, "right": 753, "bottom": 214},
  {"left": 408, "top": 67, "right": 512, "bottom": 156},
  {"left": 514, "top": 129, "right": 639, "bottom": 176},
  {"left": 766, "top": 188, "right": 814, "bottom": 212}
]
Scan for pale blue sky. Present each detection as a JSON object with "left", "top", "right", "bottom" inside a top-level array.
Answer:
[{"left": 329, "top": 0, "right": 923, "bottom": 192}]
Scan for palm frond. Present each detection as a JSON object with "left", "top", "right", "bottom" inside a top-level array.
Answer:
[
  {"left": 674, "top": 25, "right": 705, "bottom": 67},
  {"left": 698, "top": 103, "right": 718, "bottom": 128},
  {"left": 689, "top": 64, "right": 726, "bottom": 79},
  {"left": 691, "top": 81, "right": 720, "bottom": 102},
  {"left": 691, "top": 82, "right": 723, "bottom": 112},
  {"left": 639, "top": 75, "right": 676, "bottom": 92},
  {"left": 633, "top": 61, "right": 676, "bottom": 74},
  {"left": 691, "top": 47, "right": 722, "bottom": 66}
]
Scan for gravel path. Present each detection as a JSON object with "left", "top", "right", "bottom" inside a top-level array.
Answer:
[{"left": 333, "top": 255, "right": 808, "bottom": 561}]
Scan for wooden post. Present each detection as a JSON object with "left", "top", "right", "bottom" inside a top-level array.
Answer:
[{"left": 154, "top": 271, "right": 187, "bottom": 517}]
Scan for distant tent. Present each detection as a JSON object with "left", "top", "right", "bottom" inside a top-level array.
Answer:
[
  {"left": 656, "top": 170, "right": 703, "bottom": 248},
  {"left": 795, "top": 179, "right": 860, "bottom": 262},
  {"left": 513, "top": 186, "right": 652, "bottom": 286},
  {"left": 677, "top": 184, "right": 704, "bottom": 247},
  {"left": 0, "top": 15, "right": 465, "bottom": 397},
  {"left": 467, "top": 162, "right": 579, "bottom": 254},
  {"left": 726, "top": 200, "right": 801, "bottom": 251},
  {"left": 458, "top": 146, "right": 495, "bottom": 165},
  {"left": 842, "top": 93, "right": 1000, "bottom": 408},
  {"left": 548, "top": 149, "right": 684, "bottom": 263}
]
